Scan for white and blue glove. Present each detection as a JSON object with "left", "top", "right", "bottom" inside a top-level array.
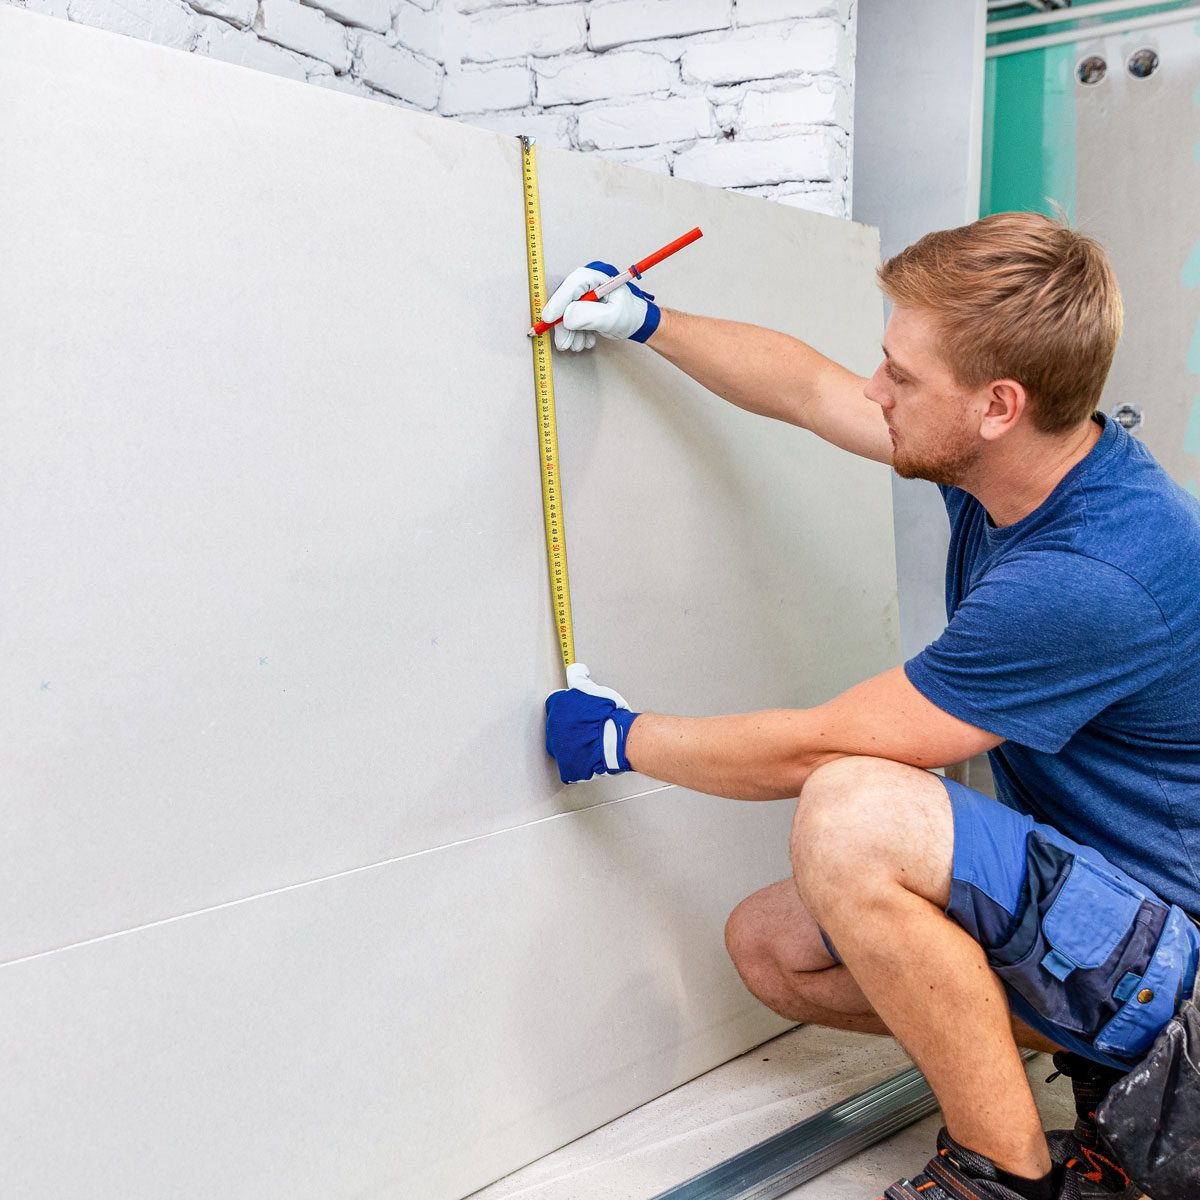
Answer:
[
  {"left": 544, "top": 663, "right": 640, "bottom": 784},
  {"left": 540, "top": 261, "right": 662, "bottom": 353}
]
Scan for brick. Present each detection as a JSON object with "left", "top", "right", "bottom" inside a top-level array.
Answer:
[
  {"left": 735, "top": 0, "right": 851, "bottom": 24},
  {"left": 463, "top": 4, "right": 586, "bottom": 62},
  {"left": 303, "top": 0, "right": 390, "bottom": 33},
  {"left": 456, "top": 109, "right": 573, "bottom": 149},
  {"left": 23, "top": 0, "right": 70, "bottom": 16},
  {"left": 534, "top": 50, "right": 675, "bottom": 106},
  {"left": 737, "top": 181, "right": 844, "bottom": 217},
  {"left": 588, "top": 0, "right": 730, "bottom": 52},
  {"left": 440, "top": 63, "right": 532, "bottom": 116},
  {"left": 673, "top": 131, "right": 843, "bottom": 187},
  {"left": 455, "top": 0, "right": 530, "bottom": 10},
  {"left": 739, "top": 80, "right": 849, "bottom": 130},
  {"left": 188, "top": 0, "right": 256, "bottom": 28},
  {"left": 392, "top": 0, "right": 443, "bottom": 61},
  {"left": 578, "top": 95, "right": 712, "bottom": 149},
  {"left": 355, "top": 32, "right": 441, "bottom": 106},
  {"left": 255, "top": 0, "right": 350, "bottom": 70},
  {"left": 681, "top": 20, "right": 842, "bottom": 84},
  {"left": 67, "top": 0, "right": 198, "bottom": 50},
  {"left": 311, "top": 71, "right": 384, "bottom": 98},
  {"left": 195, "top": 16, "right": 309, "bottom": 77},
  {"left": 594, "top": 146, "right": 672, "bottom": 175},
  {"left": 774, "top": 185, "right": 843, "bottom": 216}
]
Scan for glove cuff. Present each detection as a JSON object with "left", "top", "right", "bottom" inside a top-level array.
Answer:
[
  {"left": 629, "top": 301, "right": 661, "bottom": 344},
  {"left": 607, "top": 708, "right": 640, "bottom": 772}
]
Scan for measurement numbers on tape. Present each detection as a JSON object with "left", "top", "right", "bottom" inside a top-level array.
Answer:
[{"left": 521, "top": 135, "right": 575, "bottom": 671}]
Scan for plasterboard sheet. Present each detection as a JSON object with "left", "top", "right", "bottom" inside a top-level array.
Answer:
[
  {"left": 0, "top": 6, "right": 896, "bottom": 964},
  {"left": 1074, "top": 19, "right": 1200, "bottom": 490},
  {"left": 0, "top": 785, "right": 794, "bottom": 1200},
  {"left": 539, "top": 153, "right": 895, "bottom": 709}
]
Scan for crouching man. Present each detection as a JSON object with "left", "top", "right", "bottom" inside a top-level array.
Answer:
[{"left": 542, "top": 213, "right": 1200, "bottom": 1200}]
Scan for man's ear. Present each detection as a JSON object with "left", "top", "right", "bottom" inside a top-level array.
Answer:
[{"left": 979, "top": 379, "right": 1027, "bottom": 442}]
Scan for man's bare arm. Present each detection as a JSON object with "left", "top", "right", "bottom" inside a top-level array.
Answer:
[
  {"left": 650, "top": 308, "right": 893, "bottom": 465},
  {"left": 623, "top": 666, "right": 1003, "bottom": 801}
]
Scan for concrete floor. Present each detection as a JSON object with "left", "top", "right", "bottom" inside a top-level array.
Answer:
[{"left": 468, "top": 1025, "right": 1078, "bottom": 1200}]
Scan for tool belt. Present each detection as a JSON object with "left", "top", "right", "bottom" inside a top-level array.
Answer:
[{"left": 1097, "top": 967, "right": 1200, "bottom": 1199}]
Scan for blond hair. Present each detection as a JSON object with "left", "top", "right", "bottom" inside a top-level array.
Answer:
[{"left": 879, "top": 211, "right": 1124, "bottom": 434}]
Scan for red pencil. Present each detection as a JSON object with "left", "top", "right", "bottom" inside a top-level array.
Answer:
[{"left": 528, "top": 226, "right": 703, "bottom": 338}]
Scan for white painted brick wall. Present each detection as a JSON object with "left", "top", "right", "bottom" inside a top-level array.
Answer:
[
  {"left": 588, "top": 0, "right": 730, "bottom": 53},
  {"left": 67, "top": 0, "right": 197, "bottom": 51},
  {"left": 681, "top": 22, "right": 846, "bottom": 84},
  {"left": 739, "top": 78, "right": 851, "bottom": 132},
  {"left": 197, "top": 15, "right": 310, "bottom": 76},
  {"left": 392, "top": 0, "right": 443, "bottom": 62},
  {"left": 441, "top": 62, "right": 532, "bottom": 117},
  {"left": 578, "top": 95, "right": 713, "bottom": 151},
  {"left": 303, "top": 0, "right": 388, "bottom": 35},
  {"left": 355, "top": 31, "right": 439, "bottom": 105},
  {"left": 674, "top": 129, "right": 844, "bottom": 187},
  {"left": 534, "top": 49, "right": 677, "bottom": 106},
  {"left": 737, "top": 0, "right": 851, "bottom": 23},
  {"left": 191, "top": 0, "right": 254, "bottom": 31},
  {"left": 3, "top": 0, "right": 857, "bottom": 217},
  {"left": 255, "top": 0, "right": 350, "bottom": 70},
  {"left": 462, "top": 4, "right": 587, "bottom": 64}
]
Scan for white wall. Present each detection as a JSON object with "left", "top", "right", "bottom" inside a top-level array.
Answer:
[
  {"left": 2, "top": 0, "right": 859, "bottom": 216},
  {"left": 1, "top": 11, "right": 897, "bottom": 1197},
  {"left": 852, "top": 0, "right": 987, "bottom": 659}
]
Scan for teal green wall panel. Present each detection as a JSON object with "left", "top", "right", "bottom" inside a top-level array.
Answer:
[{"left": 983, "top": 47, "right": 1078, "bottom": 219}]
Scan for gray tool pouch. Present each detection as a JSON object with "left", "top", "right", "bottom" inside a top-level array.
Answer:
[{"left": 1096, "top": 969, "right": 1200, "bottom": 1199}]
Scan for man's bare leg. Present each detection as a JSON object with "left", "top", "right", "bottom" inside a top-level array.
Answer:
[
  {"left": 782, "top": 756, "right": 1050, "bottom": 1181},
  {"left": 725, "top": 879, "right": 1063, "bottom": 1053}
]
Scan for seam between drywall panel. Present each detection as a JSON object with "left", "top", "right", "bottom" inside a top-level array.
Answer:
[{"left": 0, "top": 781, "right": 677, "bottom": 971}]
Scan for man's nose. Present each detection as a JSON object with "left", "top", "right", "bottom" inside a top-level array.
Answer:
[{"left": 864, "top": 371, "right": 890, "bottom": 409}]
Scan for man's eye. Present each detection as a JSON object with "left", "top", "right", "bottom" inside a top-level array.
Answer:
[{"left": 885, "top": 364, "right": 904, "bottom": 384}]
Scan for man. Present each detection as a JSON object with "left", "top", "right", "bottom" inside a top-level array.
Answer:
[{"left": 540, "top": 213, "right": 1200, "bottom": 1200}]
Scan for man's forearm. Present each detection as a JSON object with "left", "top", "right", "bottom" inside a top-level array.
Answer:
[
  {"left": 649, "top": 307, "right": 847, "bottom": 430},
  {"left": 624, "top": 709, "right": 843, "bottom": 801}
]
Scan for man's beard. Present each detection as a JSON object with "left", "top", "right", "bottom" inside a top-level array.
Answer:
[{"left": 891, "top": 425, "right": 982, "bottom": 487}]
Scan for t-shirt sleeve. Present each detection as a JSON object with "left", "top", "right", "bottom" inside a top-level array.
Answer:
[{"left": 904, "top": 550, "right": 1172, "bottom": 753}]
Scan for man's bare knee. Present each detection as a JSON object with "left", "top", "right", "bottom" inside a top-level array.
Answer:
[
  {"left": 725, "top": 880, "right": 834, "bottom": 978},
  {"left": 791, "top": 756, "right": 954, "bottom": 916}
]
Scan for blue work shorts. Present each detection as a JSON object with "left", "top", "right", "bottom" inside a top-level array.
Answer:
[{"left": 824, "top": 776, "right": 1200, "bottom": 1070}]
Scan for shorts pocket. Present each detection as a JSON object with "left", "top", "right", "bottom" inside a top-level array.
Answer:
[
  {"left": 1093, "top": 905, "right": 1198, "bottom": 1060},
  {"left": 1040, "top": 857, "right": 1143, "bottom": 977},
  {"left": 987, "top": 833, "right": 1168, "bottom": 1043}
]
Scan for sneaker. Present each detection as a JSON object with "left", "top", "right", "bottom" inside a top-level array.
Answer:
[
  {"left": 879, "top": 1127, "right": 1079, "bottom": 1199},
  {"left": 1045, "top": 1052, "right": 1133, "bottom": 1197}
]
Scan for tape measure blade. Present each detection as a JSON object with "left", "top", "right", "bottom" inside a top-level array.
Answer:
[{"left": 521, "top": 138, "right": 575, "bottom": 671}]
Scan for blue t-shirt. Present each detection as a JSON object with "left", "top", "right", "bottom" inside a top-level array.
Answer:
[{"left": 905, "top": 414, "right": 1200, "bottom": 914}]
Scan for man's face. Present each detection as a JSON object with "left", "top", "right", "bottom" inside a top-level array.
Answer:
[{"left": 863, "top": 305, "right": 984, "bottom": 486}]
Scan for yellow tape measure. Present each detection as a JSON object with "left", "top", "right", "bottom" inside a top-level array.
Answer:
[{"left": 521, "top": 136, "right": 575, "bottom": 671}]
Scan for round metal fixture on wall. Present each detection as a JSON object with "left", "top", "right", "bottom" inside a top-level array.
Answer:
[
  {"left": 1127, "top": 48, "right": 1160, "bottom": 79},
  {"left": 1077, "top": 55, "right": 1107, "bottom": 85},
  {"left": 1110, "top": 403, "right": 1144, "bottom": 433}
]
